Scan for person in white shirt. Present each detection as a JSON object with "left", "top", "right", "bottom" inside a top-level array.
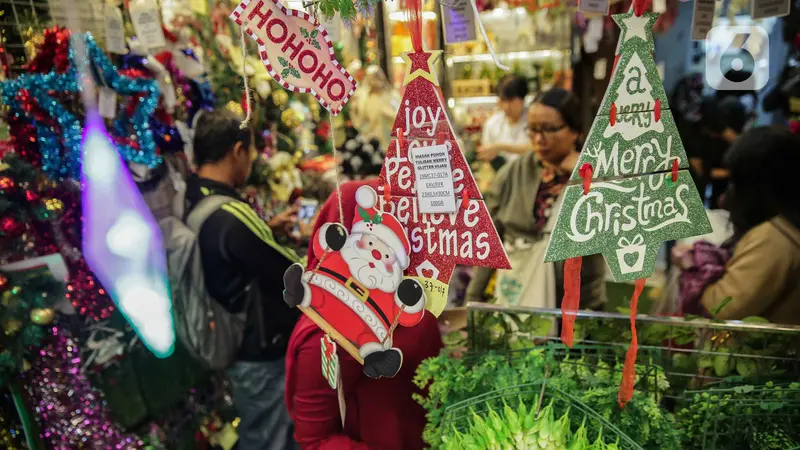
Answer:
[{"left": 477, "top": 75, "right": 533, "bottom": 163}]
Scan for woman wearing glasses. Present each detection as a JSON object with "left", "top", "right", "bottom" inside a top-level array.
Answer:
[{"left": 466, "top": 88, "right": 607, "bottom": 311}]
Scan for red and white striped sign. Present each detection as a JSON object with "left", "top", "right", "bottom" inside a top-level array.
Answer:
[{"left": 230, "top": 0, "right": 357, "bottom": 115}]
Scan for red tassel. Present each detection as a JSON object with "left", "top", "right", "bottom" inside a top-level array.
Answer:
[
  {"left": 560, "top": 257, "right": 583, "bottom": 348},
  {"left": 619, "top": 278, "right": 647, "bottom": 408},
  {"left": 384, "top": 183, "right": 391, "bottom": 204},
  {"left": 610, "top": 103, "right": 617, "bottom": 126},
  {"left": 461, "top": 190, "right": 469, "bottom": 209},
  {"left": 579, "top": 163, "right": 593, "bottom": 195},
  {"left": 612, "top": 54, "right": 621, "bottom": 73},
  {"left": 671, "top": 159, "right": 679, "bottom": 183},
  {"left": 633, "top": 0, "right": 651, "bottom": 16}
]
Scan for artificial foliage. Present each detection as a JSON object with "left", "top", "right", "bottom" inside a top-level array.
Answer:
[
  {"left": 414, "top": 346, "right": 679, "bottom": 450},
  {"left": 0, "top": 268, "right": 61, "bottom": 386},
  {"left": 677, "top": 382, "right": 800, "bottom": 450}
]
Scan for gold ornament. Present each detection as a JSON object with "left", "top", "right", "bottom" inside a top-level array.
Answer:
[
  {"left": 281, "top": 109, "right": 302, "bottom": 129},
  {"left": 225, "top": 101, "right": 244, "bottom": 116},
  {"left": 3, "top": 319, "right": 21, "bottom": 336},
  {"left": 22, "top": 359, "right": 31, "bottom": 372},
  {"left": 293, "top": 150, "right": 303, "bottom": 164},
  {"left": 308, "top": 101, "right": 321, "bottom": 121},
  {"left": 22, "top": 26, "right": 44, "bottom": 61},
  {"left": 44, "top": 198, "right": 64, "bottom": 213},
  {"left": 30, "top": 307, "right": 55, "bottom": 325},
  {"left": 272, "top": 90, "right": 289, "bottom": 108}
]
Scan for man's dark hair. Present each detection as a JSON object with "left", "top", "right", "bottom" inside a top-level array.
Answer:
[
  {"left": 193, "top": 109, "right": 253, "bottom": 167},
  {"left": 497, "top": 75, "right": 529, "bottom": 100},
  {"left": 724, "top": 126, "right": 800, "bottom": 240}
]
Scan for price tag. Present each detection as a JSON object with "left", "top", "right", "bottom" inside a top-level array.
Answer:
[
  {"left": 442, "top": 3, "right": 477, "bottom": 44},
  {"left": 751, "top": 0, "right": 790, "bottom": 18},
  {"left": 105, "top": 4, "right": 127, "bottom": 54},
  {"left": 99, "top": 87, "right": 118, "bottom": 119},
  {"left": 129, "top": 0, "right": 166, "bottom": 49},
  {"left": 691, "top": 0, "right": 716, "bottom": 41},
  {"left": 653, "top": 0, "right": 667, "bottom": 13},
  {"left": 411, "top": 144, "right": 457, "bottom": 214},
  {"left": 578, "top": 0, "right": 610, "bottom": 16}
]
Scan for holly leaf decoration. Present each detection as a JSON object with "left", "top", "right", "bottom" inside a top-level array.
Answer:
[
  {"left": 300, "top": 28, "right": 310, "bottom": 38},
  {"left": 312, "top": 40, "right": 321, "bottom": 50},
  {"left": 290, "top": 68, "right": 301, "bottom": 78},
  {"left": 311, "top": 29, "right": 319, "bottom": 38},
  {"left": 278, "top": 56, "right": 289, "bottom": 68},
  {"left": 358, "top": 207, "right": 371, "bottom": 223},
  {"left": 281, "top": 68, "right": 291, "bottom": 79},
  {"left": 373, "top": 213, "right": 383, "bottom": 225}
]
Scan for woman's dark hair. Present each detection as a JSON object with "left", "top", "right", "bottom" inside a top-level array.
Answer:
[
  {"left": 534, "top": 88, "right": 582, "bottom": 133},
  {"left": 724, "top": 126, "right": 800, "bottom": 238},
  {"left": 193, "top": 109, "right": 253, "bottom": 167},
  {"left": 497, "top": 75, "right": 529, "bottom": 100}
]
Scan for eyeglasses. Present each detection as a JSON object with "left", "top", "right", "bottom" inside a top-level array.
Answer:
[{"left": 527, "top": 124, "right": 567, "bottom": 137}]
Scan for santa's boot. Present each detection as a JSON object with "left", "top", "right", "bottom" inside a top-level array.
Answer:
[
  {"left": 283, "top": 263, "right": 306, "bottom": 308},
  {"left": 363, "top": 348, "right": 403, "bottom": 379}
]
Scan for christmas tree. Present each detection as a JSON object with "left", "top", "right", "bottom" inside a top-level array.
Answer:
[
  {"left": 543, "top": 7, "right": 711, "bottom": 407},
  {"left": 545, "top": 8, "right": 710, "bottom": 282},
  {"left": 377, "top": 49, "right": 510, "bottom": 316}
]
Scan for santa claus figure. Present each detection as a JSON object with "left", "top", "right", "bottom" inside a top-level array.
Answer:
[{"left": 283, "top": 186, "right": 426, "bottom": 379}]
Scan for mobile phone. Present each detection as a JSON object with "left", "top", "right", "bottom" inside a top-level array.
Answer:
[{"left": 294, "top": 198, "right": 319, "bottom": 235}]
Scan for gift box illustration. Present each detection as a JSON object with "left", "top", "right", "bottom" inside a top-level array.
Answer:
[
  {"left": 320, "top": 335, "right": 339, "bottom": 390},
  {"left": 616, "top": 234, "right": 646, "bottom": 275}
]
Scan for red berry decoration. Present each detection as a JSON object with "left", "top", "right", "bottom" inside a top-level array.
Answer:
[
  {"left": 0, "top": 216, "right": 23, "bottom": 236},
  {"left": 0, "top": 176, "right": 14, "bottom": 191}
]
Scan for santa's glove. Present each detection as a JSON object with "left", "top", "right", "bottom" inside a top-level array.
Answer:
[
  {"left": 396, "top": 279, "right": 426, "bottom": 314},
  {"left": 321, "top": 223, "right": 348, "bottom": 251}
]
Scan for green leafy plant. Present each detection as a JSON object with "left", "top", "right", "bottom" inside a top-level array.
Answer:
[
  {"left": 414, "top": 345, "right": 679, "bottom": 449},
  {"left": 676, "top": 382, "right": 800, "bottom": 450}
]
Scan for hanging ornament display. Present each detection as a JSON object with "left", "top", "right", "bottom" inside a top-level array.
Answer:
[
  {"left": 230, "top": 0, "right": 357, "bottom": 115},
  {"left": 283, "top": 185, "right": 427, "bottom": 379},
  {"left": 543, "top": 5, "right": 712, "bottom": 407}
]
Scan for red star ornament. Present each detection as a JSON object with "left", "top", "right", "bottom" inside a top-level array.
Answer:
[{"left": 400, "top": 50, "right": 442, "bottom": 86}]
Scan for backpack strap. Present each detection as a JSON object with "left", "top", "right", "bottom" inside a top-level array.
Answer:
[{"left": 185, "top": 195, "right": 232, "bottom": 234}]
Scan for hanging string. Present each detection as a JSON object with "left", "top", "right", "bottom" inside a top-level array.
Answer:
[
  {"left": 618, "top": 277, "right": 647, "bottom": 407},
  {"left": 329, "top": 114, "right": 345, "bottom": 224},
  {"left": 239, "top": 27, "right": 252, "bottom": 129},
  {"left": 404, "top": 0, "right": 424, "bottom": 53},
  {"left": 381, "top": 305, "right": 406, "bottom": 345}
]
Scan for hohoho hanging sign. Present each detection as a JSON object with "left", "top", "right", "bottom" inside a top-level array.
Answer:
[{"left": 231, "top": 0, "right": 357, "bottom": 114}]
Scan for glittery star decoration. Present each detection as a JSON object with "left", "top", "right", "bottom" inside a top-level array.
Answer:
[
  {"left": 613, "top": 7, "right": 658, "bottom": 54},
  {"left": 0, "top": 33, "right": 161, "bottom": 179},
  {"left": 401, "top": 50, "right": 442, "bottom": 86}
]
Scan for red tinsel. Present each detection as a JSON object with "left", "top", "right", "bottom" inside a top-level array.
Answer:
[
  {"left": 26, "top": 26, "right": 71, "bottom": 74},
  {"left": 560, "top": 257, "right": 583, "bottom": 348}
]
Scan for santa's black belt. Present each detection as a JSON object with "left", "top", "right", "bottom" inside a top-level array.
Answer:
[{"left": 317, "top": 266, "right": 392, "bottom": 328}]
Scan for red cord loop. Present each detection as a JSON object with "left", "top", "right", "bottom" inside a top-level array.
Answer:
[
  {"left": 579, "top": 163, "right": 593, "bottom": 195},
  {"left": 396, "top": 128, "right": 405, "bottom": 151}
]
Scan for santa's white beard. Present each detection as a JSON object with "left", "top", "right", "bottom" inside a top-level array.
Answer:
[{"left": 341, "top": 235, "right": 403, "bottom": 293}]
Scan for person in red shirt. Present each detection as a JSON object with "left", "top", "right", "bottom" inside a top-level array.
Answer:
[{"left": 284, "top": 179, "right": 444, "bottom": 449}]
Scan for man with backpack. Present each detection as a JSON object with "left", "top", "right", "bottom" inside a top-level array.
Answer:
[{"left": 162, "top": 109, "right": 303, "bottom": 450}]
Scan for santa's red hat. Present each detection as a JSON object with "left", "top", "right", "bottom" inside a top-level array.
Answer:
[{"left": 351, "top": 185, "right": 411, "bottom": 269}]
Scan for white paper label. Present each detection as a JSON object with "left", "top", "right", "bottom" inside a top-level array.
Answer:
[
  {"left": 105, "top": 5, "right": 127, "bottom": 54},
  {"left": 653, "top": 0, "right": 667, "bottom": 13},
  {"left": 129, "top": 0, "right": 166, "bottom": 49},
  {"left": 411, "top": 144, "right": 457, "bottom": 214},
  {"left": 751, "top": 0, "right": 790, "bottom": 19},
  {"left": 578, "top": 0, "right": 610, "bottom": 16},
  {"left": 594, "top": 58, "right": 607, "bottom": 80},
  {"left": 320, "top": 14, "right": 341, "bottom": 42},
  {"left": 99, "top": 87, "right": 118, "bottom": 119},
  {"left": 691, "top": 0, "right": 716, "bottom": 41},
  {"left": 657, "top": 61, "right": 665, "bottom": 81},
  {"left": 442, "top": 3, "right": 477, "bottom": 44}
]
